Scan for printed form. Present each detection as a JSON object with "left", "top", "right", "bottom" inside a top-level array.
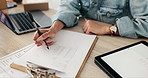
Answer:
[
  {"left": 15, "top": 44, "right": 78, "bottom": 72},
  {"left": 0, "top": 44, "right": 34, "bottom": 78}
]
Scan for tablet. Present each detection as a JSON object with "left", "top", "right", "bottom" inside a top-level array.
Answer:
[{"left": 95, "top": 41, "right": 148, "bottom": 78}]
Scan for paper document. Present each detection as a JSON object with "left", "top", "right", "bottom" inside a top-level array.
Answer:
[
  {"left": 0, "top": 44, "right": 34, "bottom": 78},
  {"left": 13, "top": 30, "right": 97, "bottom": 78},
  {"left": 15, "top": 44, "right": 77, "bottom": 72}
]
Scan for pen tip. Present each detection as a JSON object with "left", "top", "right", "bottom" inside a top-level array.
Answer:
[{"left": 47, "top": 47, "right": 49, "bottom": 50}]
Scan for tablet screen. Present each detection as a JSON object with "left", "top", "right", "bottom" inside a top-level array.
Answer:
[{"left": 101, "top": 43, "right": 148, "bottom": 77}]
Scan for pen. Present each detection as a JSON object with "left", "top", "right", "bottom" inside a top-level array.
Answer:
[{"left": 33, "top": 22, "right": 49, "bottom": 49}]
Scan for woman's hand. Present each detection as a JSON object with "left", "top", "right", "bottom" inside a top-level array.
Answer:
[
  {"left": 33, "top": 28, "right": 56, "bottom": 46},
  {"left": 83, "top": 19, "right": 112, "bottom": 35},
  {"left": 33, "top": 20, "right": 64, "bottom": 46}
]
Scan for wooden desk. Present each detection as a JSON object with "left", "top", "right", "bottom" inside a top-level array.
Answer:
[{"left": 0, "top": 5, "right": 148, "bottom": 78}]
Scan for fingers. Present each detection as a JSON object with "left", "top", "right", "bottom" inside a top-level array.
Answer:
[
  {"left": 36, "top": 37, "right": 55, "bottom": 46},
  {"left": 35, "top": 40, "right": 56, "bottom": 46},
  {"left": 45, "top": 37, "right": 51, "bottom": 42},
  {"left": 37, "top": 31, "right": 50, "bottom": 42},
  {"left": 83, "top": 19, "right": 91, "bottom": 34},
  {"left": 33, "top": 29, "right": 48, "bottom": 41},
  {"left": 33, "top": 31, "right": 39, "bottom": 41},
  {"left": 83, "top": 19, "right": 88, "bottom": 33},
  {"left": 85, "top": 27, "right": 91, "bottom": 34},
  {"left": 83, "top": 25, "right": 88, "bottom": 33},
  {"left": 33, "top": 29, "right": 55, "bottom": 46},
  {"left": 83, "top": 23, "right": 86, "bottom": 32},
  {"left": 35, "top": 32, "right": 50, "bottom": 46},
  {"left": 35, "top": 40, "right": 45, "bottom": 46},
  {"left": 47, "top": 41, "right": 56, "bottom": 46},
  {"left": 45, "top": 38, "right": 56, "bottom": 46},
  {"left": 83, "top": 24, "right": 91, "bottom": 34}
]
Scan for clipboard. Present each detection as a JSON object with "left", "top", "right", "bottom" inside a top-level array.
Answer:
[
  {"left": 95, "top": 41, "right": 148, "bottom": 78},
  {"left": 10, "top": 30, "right": 98, "bottom": 78}
]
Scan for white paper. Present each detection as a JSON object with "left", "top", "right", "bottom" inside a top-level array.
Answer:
[
  {"left": 0, "top": 44, "right": 34, "bottom": 78},
  {"left": 14, "top": 30, "right": 96, "bottom": 78},
  {"left": 102, "top": 43, "right": 148, "bottom": 77},
  {"left": 15, "top": 44, "right": 77, "bottom": 72}
]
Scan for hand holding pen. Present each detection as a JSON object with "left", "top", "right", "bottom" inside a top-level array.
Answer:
[
  {"left": 32, "top": 19, "right": 64, "bottom": 48},
  {"left": 33, "top": 22, "right": 50, "bottom": 49},
  {"left": 33, "top": 27, "right": 56, "bottom": 48},
  {"left": 28, "top": 11, "right": 56, "bottom": 49}
]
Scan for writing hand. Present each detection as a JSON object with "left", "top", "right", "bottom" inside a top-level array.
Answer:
[
  {"left": 33, "top": 20, "right": 64, "bottom": 46},
  {"left": 33, "top": 28, "right": 56, "bottom": 46}
]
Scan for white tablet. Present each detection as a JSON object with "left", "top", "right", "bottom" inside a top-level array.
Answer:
[{"left": 95, "top": 41, "right": 148, "bottom": 78}]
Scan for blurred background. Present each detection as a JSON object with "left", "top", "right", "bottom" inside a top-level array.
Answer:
[{"left": 0, "top": 0, "right": 68, "bottom": 11}]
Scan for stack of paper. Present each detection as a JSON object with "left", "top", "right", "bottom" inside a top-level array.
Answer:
[
  {"left": 0, "top": 44, "right": 34, "bottom": 78},
  {"left": 11, "top": 30, "right": 97, "bottom": 78}
]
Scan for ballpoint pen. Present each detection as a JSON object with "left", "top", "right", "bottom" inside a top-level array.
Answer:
[
  {"left": 33, "top": 22, "right": 49, "bottom": 49},
  {"left": 27, "top": 11, "right": 49, "bottom": 49}
]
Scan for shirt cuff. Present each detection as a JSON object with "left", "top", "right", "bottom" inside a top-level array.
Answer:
[{"left": 116, "top": 16, "right": 138, "bottom": 38}]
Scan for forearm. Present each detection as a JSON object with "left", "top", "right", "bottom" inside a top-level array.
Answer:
[{"left": 83, "top": 20, "right": 119, "bottom": 35}]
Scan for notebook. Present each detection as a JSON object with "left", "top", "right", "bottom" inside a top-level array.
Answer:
[
  {"left": 11, "top": 30, "right": 98, "bottom": 78},
  {"left": 95, "top": 41, "right": 148, "bottom": 78},
  {"left": 0, "top": 10, "right": 52, "bottom": 34}
]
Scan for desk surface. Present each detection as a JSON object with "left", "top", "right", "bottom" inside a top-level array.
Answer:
[{"left": 0, "top": 5, "right": 148, "bottom": 78}]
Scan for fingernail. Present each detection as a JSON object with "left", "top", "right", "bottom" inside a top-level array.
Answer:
[
  {"left": 37, "top": 37, "right": 43, "bottom": 41},
  {"left": 46, "top": 39, "right": 51, "bottom": 42},
  {"left": 37, "top": 43, "right": 42, "bottom": 46},
  {"left": 37, "top": 44, "right": 40, "bottom": 46},
  {"left": 51, "top": 41, "right": 56, "bottom": 45}
]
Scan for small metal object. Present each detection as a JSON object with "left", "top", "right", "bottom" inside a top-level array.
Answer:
[
  {"left": 110, "top": 24, "right": 117, "bottom": 36},
  {"left": 26, "top": 64, "right": 57, "bottom": 78},
  {"left": 106, "top": 12, "right": 111, "bottom": 17}
]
